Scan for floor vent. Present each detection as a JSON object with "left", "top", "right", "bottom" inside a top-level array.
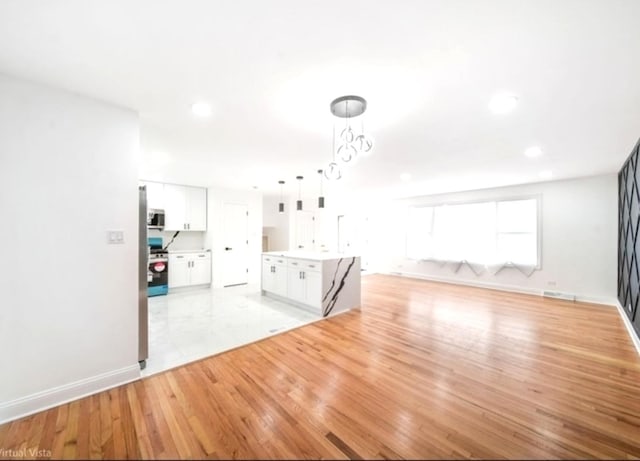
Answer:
[{"left": 543, "top": 290, "right": 576, "bottom": 301}]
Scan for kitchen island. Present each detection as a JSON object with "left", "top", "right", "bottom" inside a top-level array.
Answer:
[{"left": 261, "top": 251, "right": 361, "bottom": 317}]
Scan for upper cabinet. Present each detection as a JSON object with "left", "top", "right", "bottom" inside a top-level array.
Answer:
[
  {"left": 164, "top": 184, "right": 207, "bottom": 231},
  {"left": 140, "top": 180, "right": 165, "bottom": 210}
]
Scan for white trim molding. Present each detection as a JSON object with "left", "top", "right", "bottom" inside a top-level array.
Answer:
[
  {"left": 387, "top": 271, "right": 618, "bottom": 306},
  {"left": 616, "top": 302, "right": 640, "bottom": 357},
  {"left": 0, "top": 365, "right": 141, "bottom": 425}
]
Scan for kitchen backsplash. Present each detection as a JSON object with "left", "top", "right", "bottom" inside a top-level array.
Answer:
[{"left": 147, "top": 229, "right": 206, "bottom": 251}]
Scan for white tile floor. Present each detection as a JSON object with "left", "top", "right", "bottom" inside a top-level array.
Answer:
[{"left": 143, "top": 284, "right": 320, "bottom": 376}]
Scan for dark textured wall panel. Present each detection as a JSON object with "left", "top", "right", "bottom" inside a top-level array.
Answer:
[{"left": 618, "top": 138, "right": 640, "bottom": 338}]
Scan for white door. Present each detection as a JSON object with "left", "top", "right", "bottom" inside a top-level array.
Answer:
[
  {"left": 168, "top": 254, "right": 190, "bottom": 288},
  {"left": 337, "top": 215, "right": 353, "bottom": 253},
  {"left": 223, "top": 203, "right": 248, "bottom": 287},
  {"left": 295, "top": 211, "right": 315, "bottom": 250},
  {"left": 190, "top": 256, "right": 211, "bottom": 285}
]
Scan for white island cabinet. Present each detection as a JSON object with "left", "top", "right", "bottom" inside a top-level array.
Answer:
[{"left": 261, "top": 252, "right": 361, "bottom": 317}]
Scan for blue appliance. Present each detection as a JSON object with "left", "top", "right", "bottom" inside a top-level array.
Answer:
[{"left": 148, "top": 237, "right": 168, "bottom": 296}]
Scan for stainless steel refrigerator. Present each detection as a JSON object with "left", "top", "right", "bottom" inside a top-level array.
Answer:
[{"left": 138, "top": 185, "right": 149, "bottom": 369}]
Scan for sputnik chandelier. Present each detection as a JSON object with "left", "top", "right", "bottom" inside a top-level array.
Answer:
[{"left": 324, "top": 95, "right": 373, "bottom": 180}]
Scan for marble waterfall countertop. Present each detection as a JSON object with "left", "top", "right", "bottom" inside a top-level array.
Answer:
[
  {"left": 262, "top": 251, "right": 358, "bottom": 261},
  {"left": 168, "top": 249, "right": 211, "bottom": 254}
]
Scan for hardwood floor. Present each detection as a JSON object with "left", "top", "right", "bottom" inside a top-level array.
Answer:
[{"left": 2, "top": 274, "right": 640, "bottom": 459}]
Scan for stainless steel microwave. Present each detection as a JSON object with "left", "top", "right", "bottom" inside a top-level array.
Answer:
[{"left": 147, "top": 209, "right": 165, "bottom": 229}]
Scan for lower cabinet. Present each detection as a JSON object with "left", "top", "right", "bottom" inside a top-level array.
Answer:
[
  {"left": 262, "top": 255, "right": 322, "bottom": 309},
  {"left": 261, "top": 255, "right": 287, "bottom": 297},
  {"left": 169, "top": 252, "right": 211, "bottom": 288},
  {"left": 286, "top": 259, "right": 321, "bottom": 308}
]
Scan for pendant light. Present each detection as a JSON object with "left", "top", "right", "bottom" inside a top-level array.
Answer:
[
  {"left": 296, "top": 176, "right": 303, "bottom": 211},
  {"left": 317, "top": 169, "right": 325, "bottom": 208},
  {"left": 325, "top": 95, "right": 373, "bottom": 179},
  {"left": 278, "top": 180, "right": 285, "bottom": 213}
]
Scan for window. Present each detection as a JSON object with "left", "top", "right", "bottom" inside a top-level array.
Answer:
[
  {"left": 406, "top": 206, "right": 434, "bottom": 259},
  {"left": 406, "top": 197, "right": 539, "bottom": 266},
  {"left": 496, "top": 199, "right": 538, "bottom": 265}
]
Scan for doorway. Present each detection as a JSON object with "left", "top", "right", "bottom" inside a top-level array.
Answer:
[
  {"left": 295, "top": 210, "right": 315, "bottom": 250},
  {"left": 223, "top": 202, "right": 248, "bottom": 287}
]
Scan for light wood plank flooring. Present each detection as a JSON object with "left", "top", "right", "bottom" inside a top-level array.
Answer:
[{"left": 1, "top": 274, "right": 640, "bottom": 459}]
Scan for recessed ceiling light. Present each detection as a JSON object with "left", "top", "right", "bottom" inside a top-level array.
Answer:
[
  {"left": 538, "top": 170, "right": 553, "bottom": 180},
  {"left": 191, "top": 101, "right": 212, "bottom": 117},
  {"left": 524, "top": 146, "right": 543, "bottom": 158},
  {"left": 400, "top": 173, "right": 411, "bottom": 182},
  {"left": 489, "top": 92, "right": 519, "bottom": 114}
]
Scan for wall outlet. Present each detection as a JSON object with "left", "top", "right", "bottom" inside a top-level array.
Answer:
[
  {"left": 547, "top": 281, "right": 557, "bottom": 287},
  {"left": 107, "top": 230, "right": 124, "bottom": 244}
]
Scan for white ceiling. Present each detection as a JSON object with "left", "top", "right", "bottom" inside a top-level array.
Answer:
[{"left": 0, "top": 0, "right": 639, "bottom": 198}]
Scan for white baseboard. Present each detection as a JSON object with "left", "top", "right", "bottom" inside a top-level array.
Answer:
[
  {"left": 616, "top": 302, "right": 640, "bottom": 357},
  {"left": 388, "top": 270, "right": 542, "bottom": 296},
  {"left": 0, "top": 364, "right": 140, "bottom": 425},
  {"left": 386, "top": 271, "right": 617, "bottom": 307}
]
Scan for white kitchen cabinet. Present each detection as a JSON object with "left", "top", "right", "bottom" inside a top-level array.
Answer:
[
  {"left": 261, "top": 252, "right": 361, "bottom": 317},
  {"left": 261, "top": 255, "right": 287, "bottom": 297},
  {"left": 169, "top": 252, "right": 211, "bottom": 288},
  {"left": 164, "top": 184, "right": 207, "bottom": 231},
  {"left": 140, "top": 180, "right": 165, "bottom": 210},
  {"left": 190, "top": 256, "right": 212, "bottom": 285},
  {"left": 169, "top": 255, "right": 190, "bottom": 288},
  {"left": 286, "top": 258, "right": 321, "bottom": 308}
]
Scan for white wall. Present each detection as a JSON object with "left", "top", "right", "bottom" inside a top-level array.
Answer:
[
  {"left": 206, "top": 187, "right": 263, "bottom": 288},
  {"left": 367, "top": 175, "right": 617, "bottom": 304},
  {"left": 0, "top": 74, "right": 140, "bottom": 422}
]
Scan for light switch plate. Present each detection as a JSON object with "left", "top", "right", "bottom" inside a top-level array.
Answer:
[{"left": 107, "top": 230, "right": 124, "bottom": 244}]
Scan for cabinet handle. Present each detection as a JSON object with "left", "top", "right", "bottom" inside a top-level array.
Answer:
[
  {"left": 176, "top": 255, "right": 184, "bottom": 259},
  {"left": 308, "top": 264, "right": 315, "bottom": 268},
  {"left": 302, "top": 271, "right": 305, "bottom": 280},
  {"left": 188, "top": 223, "right": 191, "bottom": 230},
  {"left": 291, "top": 262, "right": 298, "bottom": 266},
  {"left": 198, "top": 254, "right": 205, "bottom": 257}
]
